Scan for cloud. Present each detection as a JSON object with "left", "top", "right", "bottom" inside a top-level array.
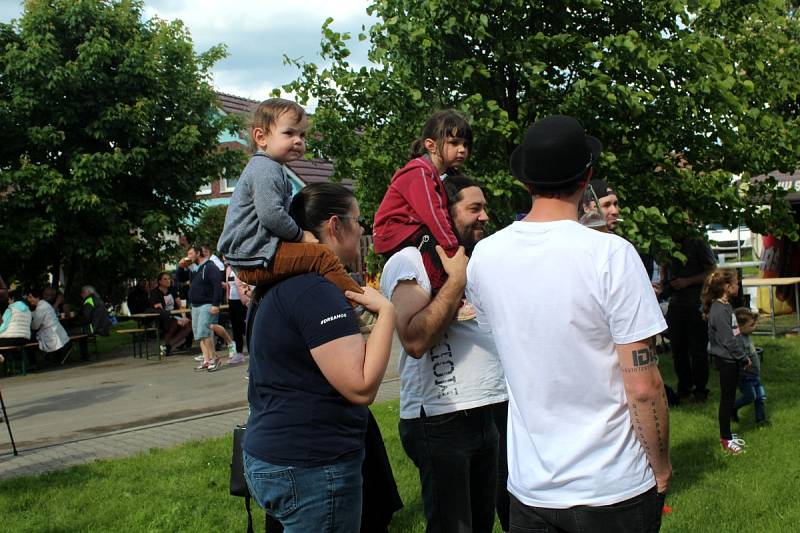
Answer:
[
  {"left": 1, "top": 0, "right": 377, "bottom": 100},
  {"left": 143, "top": 0, "right": 376, "bottom": 99}
]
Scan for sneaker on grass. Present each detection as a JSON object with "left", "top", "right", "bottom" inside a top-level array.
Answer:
[
  {"left": 730, "top": 433, "right": 746, "bottom": 447},
  {"left": 207, "top": 357, "right": 222, "bottom": 372},
  {"left": 720, "top": 438, "right": 744, "bottom": 455}
]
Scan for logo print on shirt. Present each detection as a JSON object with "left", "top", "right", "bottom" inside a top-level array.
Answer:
[{"left": 320, "top": 313, "right": 347, "bottom": 325}]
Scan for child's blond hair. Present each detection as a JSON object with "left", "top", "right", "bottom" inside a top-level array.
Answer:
[{"left": 249, "top": 98, "right": 306, "bottom": 152}]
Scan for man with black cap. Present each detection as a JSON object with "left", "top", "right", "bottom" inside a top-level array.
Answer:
[
  {"left": 467, "top": 115, "right": 670, "bottom": 532},
  {"left": 588, "top": 178, "right": 621, "bottom": 232}
]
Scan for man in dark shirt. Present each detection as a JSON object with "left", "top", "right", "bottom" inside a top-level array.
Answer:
[
  {"left": 187, "top": 245, "right": 223, "bottom": 371},
  {"left": 666, "top": 238, "right": 717, "bottom": 401}
]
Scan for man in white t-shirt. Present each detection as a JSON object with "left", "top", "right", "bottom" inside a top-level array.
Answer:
[
  {"left": 380, "top": 175, "right": 509, "bottom": 533},
  {"left": 466, "top": 115, "right": 671, "bottom": 532}
]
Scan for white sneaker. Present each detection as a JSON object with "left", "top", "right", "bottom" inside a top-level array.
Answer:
[
  {"left": 228, "top": 352, "right": 246, "bottom": 365},
  {"left": 227, "top": 343, "right": 236, "bottom": 358},
  {"left": 194, "top": 354, "right": 204, "bottom": 362},
  {"left": 207, "top": 357, "right": 222, "bottom": 372}
]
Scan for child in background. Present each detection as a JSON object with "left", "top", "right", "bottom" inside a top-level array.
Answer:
[
  {"left": 373, "top": 110, "right": 472, "bottom": 294},
  {"left": 217, "top": 98, "right": 364, "bottom": 307},
  {"left": 702, "top": 269, "right": 751, "bottom": 454},
  {"left": 733, "top": 307, "right": 770, "bottom": 426}
]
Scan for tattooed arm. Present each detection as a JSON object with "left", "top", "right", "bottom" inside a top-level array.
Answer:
[{"left": 617, "top": 339, "right": 672, "bottom": 493}]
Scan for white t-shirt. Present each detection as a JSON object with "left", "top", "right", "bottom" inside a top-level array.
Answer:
[
  {"left": 381, "top": 247, "right": 507, "bottom": 419},
  {"left": 466, "top": 220, "right": 667, "bottom": 508}
]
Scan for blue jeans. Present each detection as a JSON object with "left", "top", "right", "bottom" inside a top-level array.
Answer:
[
  {"left": 243, "top": 449, "right": 364, "bottom": 533},
  {"left": 509, "top": 487, "right": 664, "bottom": 533},
  {"left": 734, "top": 374, "right": 767, "bottom": 422},
  {"left": 399, "top": 403, "right": 500, "bottom": 533}
]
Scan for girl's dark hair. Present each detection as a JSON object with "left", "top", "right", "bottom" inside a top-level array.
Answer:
[
  {"left": 410, "top": 110, "right": 473, "bottom": 159},
  {"left": 289, "top": 183, "right": 356, "bottom": 240},
  {"left": 701, "top": 268, "right": 736, "bottom": 319},
  {"left": 158, "top": 271, "right": 171, "bottom": 281},
  {"left": 7, "top": 289, "right": 21, "bottom": 301}
]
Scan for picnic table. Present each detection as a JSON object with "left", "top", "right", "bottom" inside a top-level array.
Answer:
[
  {"left": 742, "top": 276, "right": 800, "bottom": 337},
  {"left": 115, "top": 305, "right": 228, "bottom": 359}
]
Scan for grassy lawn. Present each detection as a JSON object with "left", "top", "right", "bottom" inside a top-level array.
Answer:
[{"left": 2, "top": 337, "right": 799, "bottom": 532}]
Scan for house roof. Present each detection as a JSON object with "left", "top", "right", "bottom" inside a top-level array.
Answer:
[
  {"left": 287, "top": 158, "right": 353, "bottom": 191},
  {"left": 217, "top": 92, "right": 259, "bottom": 115},
  {"left": 215, "top": 91, "right": 350, "bottom": 191}
]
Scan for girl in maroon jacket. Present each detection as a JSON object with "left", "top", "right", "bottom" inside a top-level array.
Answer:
[{"left": 373, "top": 110, "right": 472, "bottom": 292}]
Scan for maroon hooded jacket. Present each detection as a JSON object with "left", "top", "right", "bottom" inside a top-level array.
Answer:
[
  {"left": 372, "top": 157, "right": 460, "bottom": 291},
  {"left": 373, "top": 157, "right": 459, "bottom": 254}
]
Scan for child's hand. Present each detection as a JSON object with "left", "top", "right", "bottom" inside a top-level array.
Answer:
[
  {"left": 301, "top": 231, "right": 319, "bottom": 244},
  {"left": 745, "top": 358, "right": 753, "bottom": 370},
  {"left": 345, "top": 286, "right": 393, "bottom": 314}
]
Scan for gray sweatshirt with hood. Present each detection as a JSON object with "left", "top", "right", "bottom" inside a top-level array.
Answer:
[{"left": 217, "top": 152, "right": 303, "bottom": 268}]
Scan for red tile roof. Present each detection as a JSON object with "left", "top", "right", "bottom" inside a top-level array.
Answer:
[
  {"left": 217, "top": 92, "right": 259, "bottom": 115},
  {"left": 287, "top": 158, "right": 353, "bottom": 190}
]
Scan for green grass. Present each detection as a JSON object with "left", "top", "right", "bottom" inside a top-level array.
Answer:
[{"left": 2, "top": 338, "right": 799, "bottom": 532}]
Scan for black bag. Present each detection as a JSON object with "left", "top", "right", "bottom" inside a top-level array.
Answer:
[
  {"left": 230, "top": 425, "right": 249, "bottom": 497},
  {"left": 230, "top": 426, "right": 284, "bottom": 533}
]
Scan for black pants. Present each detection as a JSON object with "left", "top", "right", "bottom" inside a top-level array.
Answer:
[
  {"left": 716, "top": 358, "right": 740, "bottom": 440},
  {"left": 509, "top": 487, "right": 664, "bottom": 533},
  {"left": 399, "top": 403, "right": 499, "bottom": 533},
  {"left": 666, "top": 304, "right": 709, "bottom": 398},
  {"left": 229, "top": 299, "right": 246, "bottom": 354},
  {"left": 492, "top": 401, "right": 510, "bottom": 532}
]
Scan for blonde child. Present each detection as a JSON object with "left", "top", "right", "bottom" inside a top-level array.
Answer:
[
  {"left": 217, "top": 99, "right": 363, "bottom": 304},
  {"left": 373, "top": 110, "right": 472, "bottom": 293},
  {"left": 702, "top": 269, "right": 751, "bottom": 454}
]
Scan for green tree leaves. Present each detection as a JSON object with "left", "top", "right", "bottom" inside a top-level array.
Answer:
[
  {"left": 282, "top": 0, "right": 800, "bottom": 261},
  {"left": 0, "top": 0, "right": 241, "bottom": 301}
]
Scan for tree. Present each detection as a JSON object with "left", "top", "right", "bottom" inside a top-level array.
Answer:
[
  {"left": 0, "top": 0, "right": 242, "bottom": 301},
  {"left": 282, "top": 0, "right": 800, "bottom": 261},
  {"left": 191, "top": 204, "right": 228, "bottom": 255}
]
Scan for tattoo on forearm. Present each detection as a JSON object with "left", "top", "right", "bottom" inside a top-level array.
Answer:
[
  {"left": 621, "top": 347, "right": 658, "bottom": 373},
  {"left": 630, "top": 397, "right": 668, "bottom": 457}
]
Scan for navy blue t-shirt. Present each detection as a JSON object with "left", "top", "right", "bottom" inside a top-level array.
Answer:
[{"left": 244, "top": 273, "right": 367, "bottom": 467}]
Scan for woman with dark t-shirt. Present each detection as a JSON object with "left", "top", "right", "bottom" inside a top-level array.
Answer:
[
  {"left": 150, "top": 272, "right": 192, "bottom": 356},
  {"left": 243, "top": 183, "right": 395, "bottom": 532}
]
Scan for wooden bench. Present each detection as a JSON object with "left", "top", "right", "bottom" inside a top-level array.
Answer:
[
  {"left": 0, "top": 342, "right": 38, "bottom": 376},
  {"left": 1, "top": 334, "right": 96, "bottom": 374},
  {"left": 117, "top": 327, "right": 160, "bottom": 359}
]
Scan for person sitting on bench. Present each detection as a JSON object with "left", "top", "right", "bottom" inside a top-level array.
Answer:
[
  {"left": 27, "top": 288, "right": 72, "bottom": 365},
  {"left": 0, "top": 290, "right": 33, "bottom": 364}
]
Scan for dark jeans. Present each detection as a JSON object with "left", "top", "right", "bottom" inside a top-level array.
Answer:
[
  {"left": 716, "top": 358, "right": 739, "bottom": 440},
  {"left": 666, "top": 304, "right": 709, "bottom": 398},
  {"left": 229, "top": 299, "right": 247, "bottom": 353},
  {"left": 492, "top": 401, "right": 510, "bottom": 532},
  {"left": 735, "top": 374, "right": 767, "bottom": 422},
  {"left": 509, "top": 487, "right": 664, "bottom": 533},
  {"left": 399, "top": 403, "right": 500, "bottom": 533}
]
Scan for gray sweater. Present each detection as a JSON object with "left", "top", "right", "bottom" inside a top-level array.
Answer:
[
  {"left": 707, "top": 300, "right": 747, "bottom": 364},
  {"left": 217, "top": 153, "right": 303, "bottom": 268}
]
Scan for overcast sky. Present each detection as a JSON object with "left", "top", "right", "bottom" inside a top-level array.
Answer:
[{"left": 0, "top": 0, "right": 376, "bottom": 104}]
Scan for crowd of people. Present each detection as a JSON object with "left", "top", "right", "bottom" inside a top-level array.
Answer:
[
  {"left": 1, "top": 96, "right": 773, "bottom": 533},
  {"left": 0, "top": 285, "right": 111, "bottom": 368},
  {"left": 211, "top": 98, "right": 774, "bottom": 533}
]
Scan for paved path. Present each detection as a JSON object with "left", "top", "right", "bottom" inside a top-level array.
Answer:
[{"left": 0, "top": 337, "right": 403, "bottom": 480}]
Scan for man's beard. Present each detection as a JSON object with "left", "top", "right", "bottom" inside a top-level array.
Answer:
[{"left": 458, "top": 224, "right": 485, "bottom": 255}]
